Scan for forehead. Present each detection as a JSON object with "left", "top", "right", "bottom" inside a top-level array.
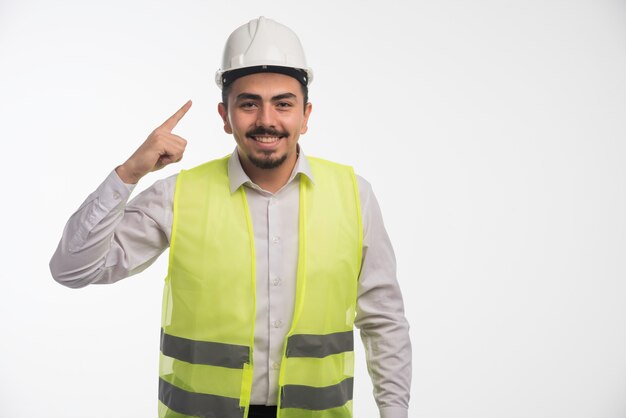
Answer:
[{"left": 228, "top": 72, "right": 303, "bottom": 99}]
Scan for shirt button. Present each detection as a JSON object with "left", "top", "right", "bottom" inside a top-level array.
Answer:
[
  {"left": 273, "top": 320, "right": 283, "bottom": 328},
  {"left": 272, "top": 277, "right": 281, "bottom": 286},
  {"left": 272, "top": 362, "right": 281, "bottom": 370},
  {"left": 272, "top": 236, "right": 280, "bottom": 244},
  {"left": 113, "top": 191, "right": 121, "bottom": 200}
]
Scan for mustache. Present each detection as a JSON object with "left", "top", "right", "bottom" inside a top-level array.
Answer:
[{"left": 246, "top": 126, "right": 288, "bottom": 137}]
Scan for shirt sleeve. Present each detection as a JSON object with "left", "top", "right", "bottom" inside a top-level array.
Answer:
[
  {"left": 354, "top": 175, "right": 412, "bottom": 418},
  {"left": 49, "top": 169, "right": 176, "bottom": 288}
]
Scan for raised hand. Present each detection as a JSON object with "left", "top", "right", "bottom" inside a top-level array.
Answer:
[{"left": 116, "top": 100, "right": 192, "bottom": 184}]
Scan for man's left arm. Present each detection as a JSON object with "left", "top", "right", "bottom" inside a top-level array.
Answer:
[{"left": 354, "top": 176, "right": 412, "bottom": 418}]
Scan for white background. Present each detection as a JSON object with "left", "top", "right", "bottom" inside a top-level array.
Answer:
[{"left": 1, "top": 0, "right": 626, "bottom": 417}]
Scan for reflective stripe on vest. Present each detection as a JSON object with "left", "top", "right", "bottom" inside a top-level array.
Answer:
[
  {"left": 286, "top": 331, "right": 354, "bottom": 358},
  {"left": 161, "top": 328, "right": 249, "bottom": 368},
  {"left": 159, "top": 378, "right": 244, "bottom": 417},
  {"left": 281, "top": 377, "right": 354, "bottom": 410},
  {"left": 159, "top": 155, "right": 362, "bottom": 418}
]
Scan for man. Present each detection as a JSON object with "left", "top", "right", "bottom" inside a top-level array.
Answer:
[{"left": 50, "top": 16, "right": 411, "bottom": 418}]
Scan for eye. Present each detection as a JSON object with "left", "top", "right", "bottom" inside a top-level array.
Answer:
[
  {"left": 276, "top": 101, "right": 293, "bottom": 109},
  {"left": 239, "top": 102, "right": 257, "bottom": 109}
]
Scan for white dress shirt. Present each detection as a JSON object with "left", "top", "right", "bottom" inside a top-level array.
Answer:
[{"left": 50, "top": 149, "right": 411, "bottom": 418}]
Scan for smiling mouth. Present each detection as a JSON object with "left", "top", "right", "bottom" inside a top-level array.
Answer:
[
  {"left": 246, "top": 127, "right": 288, "bottom": 144},
  {"left": 251, "top": 135, "right": 282, "bottom": 143}
]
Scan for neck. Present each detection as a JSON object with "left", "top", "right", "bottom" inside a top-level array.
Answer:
[{"left": 238, "top": 152, "right": 298, "bottom": 194}]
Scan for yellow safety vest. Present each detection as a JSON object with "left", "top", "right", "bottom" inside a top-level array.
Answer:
[{"left": 158, "top": 155, "right": 362, "bottom": 418}]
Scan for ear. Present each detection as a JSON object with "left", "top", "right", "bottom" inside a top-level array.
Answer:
[
  {"left": 217, "top": 102, "right": 232, "bottom": 134},
  {"left": 300, "top": 102, "right": 313, "bottom": 134}
]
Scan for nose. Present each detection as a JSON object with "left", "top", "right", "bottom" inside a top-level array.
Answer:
[{"left": 255, "top": 105, "right": 275, "bottom": 128}]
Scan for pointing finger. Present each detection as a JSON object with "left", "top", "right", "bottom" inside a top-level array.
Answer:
[{"left": 159, "top": 100, "right": 192, "bottom": 132}]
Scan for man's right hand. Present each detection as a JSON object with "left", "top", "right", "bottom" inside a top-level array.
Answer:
[{"left": 116, "top": 100, "right": 192, "bottom": 184}]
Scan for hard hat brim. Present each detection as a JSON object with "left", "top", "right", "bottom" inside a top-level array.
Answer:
[{"left": 217, "top": 65, "right": 312, "bottom": 90}]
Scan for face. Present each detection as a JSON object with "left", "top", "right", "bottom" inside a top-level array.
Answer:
[{"left": 218, "top": 72, "right": 312, "bottom": 173}]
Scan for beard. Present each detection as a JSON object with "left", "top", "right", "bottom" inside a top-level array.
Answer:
[{"left": 248, "top": 150, "right": 288, "bottom": 169}]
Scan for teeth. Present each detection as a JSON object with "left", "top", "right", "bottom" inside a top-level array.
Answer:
[{"left": 254, "top": 136, "right": 280, "bottom": 143}]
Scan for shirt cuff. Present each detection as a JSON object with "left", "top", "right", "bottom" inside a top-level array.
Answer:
[
  {"left": 109, "top": 169, "right": 137, "bottom": 194},
  {"left": 380, "top": 406, "right": 409, "bottom": 418},
  {"left": 92, "top": 169, "right": 135, "bottom": 212}
]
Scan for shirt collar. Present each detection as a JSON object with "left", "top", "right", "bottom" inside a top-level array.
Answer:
[{"left": 227, "top": 146, "right": 315, "bottom": 194}]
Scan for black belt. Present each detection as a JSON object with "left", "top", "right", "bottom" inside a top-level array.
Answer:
[{"left": 248, "top": 405, "right": 277, "bottom": 418}]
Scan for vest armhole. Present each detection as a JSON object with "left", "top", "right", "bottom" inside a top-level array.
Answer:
[
  {"left": 167, "top": 169, "right": 186, "bottom": 280},
  {"left": 350, "top": 167, "right": 364, "bottom": 281}
]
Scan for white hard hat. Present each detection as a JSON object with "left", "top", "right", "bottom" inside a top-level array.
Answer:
[{"left": 215, "top": 16, "right": 314, "bottom": 89}]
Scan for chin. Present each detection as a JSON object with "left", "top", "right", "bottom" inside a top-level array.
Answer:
[{"left": 250, "top": 153, "right": 288, "bottom": 170}]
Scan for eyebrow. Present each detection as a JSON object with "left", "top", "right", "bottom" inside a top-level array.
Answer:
[
  {"left": 235, "top": 92, "right": 298, "bottom": 102},
  {"left": 271, "top": 93, "right": 297, "bottom": 101}
]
